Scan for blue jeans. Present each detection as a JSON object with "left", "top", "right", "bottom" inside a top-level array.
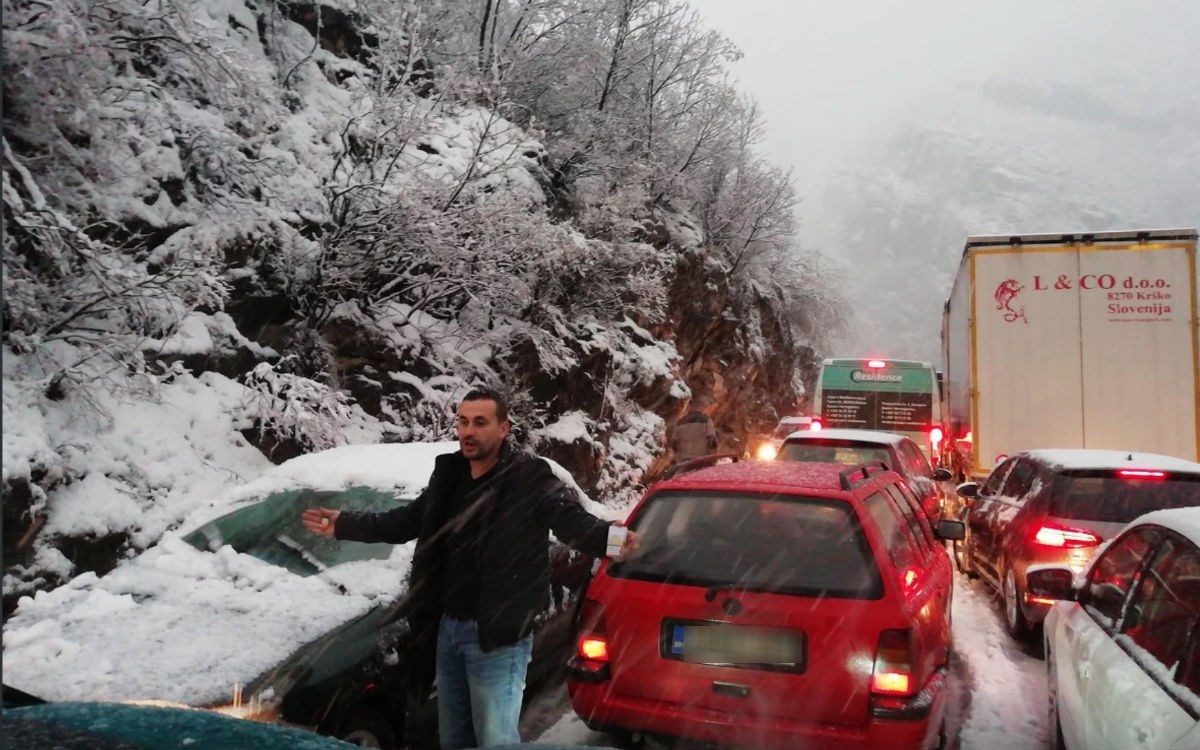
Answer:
[{"left": 436, "top": 615, "right": 533, "bottom": 750}]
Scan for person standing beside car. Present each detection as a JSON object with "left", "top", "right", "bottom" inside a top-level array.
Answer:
[
  {"left": 669, "top": 395, "right": 719, "bottom": 463},
  {"left": 301, "top": 387, "right": 637, "bottom": 750}
]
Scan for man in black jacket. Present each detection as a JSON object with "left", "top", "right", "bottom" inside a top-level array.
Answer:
[{"left": 301, "top": 387, "right": 635, "bottom": 749}]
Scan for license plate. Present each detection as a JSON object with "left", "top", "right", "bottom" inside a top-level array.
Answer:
[{"left": 667, "top": 624, "right": 801, "bottom": 667}]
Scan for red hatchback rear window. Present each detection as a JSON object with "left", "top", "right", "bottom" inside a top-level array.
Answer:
[{"left": 610, "top": 491, "right": 883, "bottom": 599}]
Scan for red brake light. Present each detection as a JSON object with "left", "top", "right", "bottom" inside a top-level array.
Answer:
[
  {"left": 929, "top": 426, "right": 944, "bottom": 448},
  {"left": 1118, "top": 469, "right": 1166, "bottom": 480},
  {"left": 867, "top": 360, "right": 886, "bottom": 369},
  {"left": 810, "top": 419, "right": 823, "bottom": 432},
  {"left": 578, "top": 636, "right": 608, "bottom": 661},
  {"left": 870, "top": 629, "right": 914, "bottom": 696},
  {"left": 576, "top": 600, "right": 609, "bottom": 663},
  {"left": 1031, "top": 523, "right": 1101, "bottom": 549}
]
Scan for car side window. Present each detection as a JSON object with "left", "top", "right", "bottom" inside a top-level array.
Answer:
[
  {"left": 1118, "top": 535, "right": 1200, "bottom": 693},
  {"left": 865, "top": 492, "right": 920, "bottom": 570},
  {"left": 1084, "top": 528, "right": 1159, "bottom": 630},
  {"left": 885, "top": 483, "right": 935, "bottom": 553},
  {"left": 1000, "top": 458, "right": 1037, "bottom": 500},
  {"left": 981, "top": 460, "right": 1014, "bottom": 497},
  {"left": 902, "top": 440, "right": 934, "bottom": 478}
]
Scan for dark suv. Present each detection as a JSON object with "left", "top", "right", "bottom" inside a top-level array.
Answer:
[
  {"left": 955, "top": 449, "right": 1200, "bottom": 640},
  {"left": 568, "top": 459, "right": 964, "bottom": 750}
]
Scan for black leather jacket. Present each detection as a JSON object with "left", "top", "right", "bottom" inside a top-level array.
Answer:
[{"left": 335, "top": 443, "right": 610, "bottom": 653}]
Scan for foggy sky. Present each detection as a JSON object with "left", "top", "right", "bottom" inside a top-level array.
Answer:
[{"left": 686, "top": 0, "right": 1200, "bottom": 359}]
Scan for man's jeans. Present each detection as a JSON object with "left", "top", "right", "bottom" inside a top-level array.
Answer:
[{"left": 436, "top": 615, "right": 533, "bottom": 750}]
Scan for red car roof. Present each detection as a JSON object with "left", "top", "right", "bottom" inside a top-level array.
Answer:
[{"left": 660, "top": 460, "right": 888, "bottom": 495}]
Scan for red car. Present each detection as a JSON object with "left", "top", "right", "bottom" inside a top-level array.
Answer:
[{"left": 567, "top": 459, "right": 964, "bottom": 750}]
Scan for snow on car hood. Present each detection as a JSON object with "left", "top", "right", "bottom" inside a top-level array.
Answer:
[
  {"left": 2, "top": 536, "right": 415, "bottom": 706},
  {"left": 1, "top": 441, "right": 458, "bottom": 706}
]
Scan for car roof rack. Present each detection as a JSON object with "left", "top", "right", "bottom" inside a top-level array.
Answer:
[
  {"left": 663, "top": 452, "right": 742, "bottom": 480},
  {"left": 838, "top": 462, "right": 890, "bottom": 490}
]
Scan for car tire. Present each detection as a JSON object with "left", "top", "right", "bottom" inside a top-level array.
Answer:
[
  {"left": 340, "top": 707, "right": 397, "bottom": 750},
  {"left": 1002, "top": 565, "right": 1031, "bottom": 641}
]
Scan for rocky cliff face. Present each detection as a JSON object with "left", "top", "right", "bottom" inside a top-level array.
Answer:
[{"left": 2, "top": 0, "right": 828, "bottom": 609}]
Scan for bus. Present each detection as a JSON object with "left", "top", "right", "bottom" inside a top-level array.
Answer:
[{"left": 811, "top": 358, "right": 945, "bottom": 462}]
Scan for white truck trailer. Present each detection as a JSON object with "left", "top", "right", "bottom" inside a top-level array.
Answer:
[{"left": 941, "top": 228, "right": 1199, "bottom": 481}]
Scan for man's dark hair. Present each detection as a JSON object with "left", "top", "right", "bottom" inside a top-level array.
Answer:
[{"left": 461, "top": 386, "right": 509, "bottom": 422}]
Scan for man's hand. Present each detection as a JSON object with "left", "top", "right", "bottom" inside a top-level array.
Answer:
[
  {"left": 609, "top": 522, "right": 640, "bottom": 561},
  {"left": 301, "top": 508, "right": 340, "bottom": 538}
]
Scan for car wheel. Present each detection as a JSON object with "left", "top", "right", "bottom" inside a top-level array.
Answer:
[
  {"left": 1002, "top": 565, "right": 1031, "bottom": 640},
  {"left": 340, "top": 707, "right": 397, "bottom": 750}
]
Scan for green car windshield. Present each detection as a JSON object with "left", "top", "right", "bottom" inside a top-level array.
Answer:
[{"left": 181, "top": 487, "right": 403, "bottom": 575}]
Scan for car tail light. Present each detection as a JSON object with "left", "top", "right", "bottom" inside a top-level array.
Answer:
[
  {"left": 867, "top": 360, "right": 887, "bottom": 369},
  {"left": 870, "top": 629, "right": 914, "bottom": 696},
  {"left": 579, "top": 636, "right": 608, "bottom": 661},
  {"left": 1118, "top": 469, "right": 1166, "bottom": 480},
  {"left": 929, "top": 426, "right": 944, "bottom": 450},
  {"left": 1030, "top": 523, "right": 1102, "bottom": 549},
  {"left": 810, "top": 419, "right": 823, "bottom": 432},
  {"left": 575, "top": 600, "right": 608, "bottom": 662},
  {"left": 569, "top": 600, "right": 612, "bottom": 683}
]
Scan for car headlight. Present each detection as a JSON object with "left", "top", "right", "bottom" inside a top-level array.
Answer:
[{"left": 209, "top": 683, "right": 282, "bottom": 723}]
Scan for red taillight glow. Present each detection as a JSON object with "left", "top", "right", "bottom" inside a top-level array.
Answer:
[
  {"left": 867, "top": 360, "right": 887, "bottom": 369},
  {"left": 576, "top": 600, "right": 609, "bottom": 663},
  {"left": 929, "top": 426, "right": 944, "bottom": 448},
  {"left": 871, "top": 671, "right": 912, "bottom": 694},
  {"left": 578, "top": 636, "right": 609, "bottom": 661},
  {"left": 901, "top": 567, "right": 919, "bottom": 591},
  {"left": 870, "top": 629, "right": 914, "bottom": 696},
  {"left": 810, "top": 420, "right": 823, "bottom": 432},
  {"left": 1032, "top": 523, "right": 1101, "bottom": 549},
  {"left": 1118, "top": 469, "right": 1166, "bottom": 480}
]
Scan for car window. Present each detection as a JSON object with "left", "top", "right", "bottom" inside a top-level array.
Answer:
[
  {"left": 884, "top": 483, "right": 934, "bottom": 553},
  {"left": 777, "top": 440, "right": 891, "bottom": 468},
  {"left": 182, "top": 487, "right": 402, "bottom": 575},
  {"left": 899, "top": 440, "right": 932, "bottom": 478},
  {"left": 1083, "top": 528, "right": 1159, "bottom": 630},
  {"left": 611, "top": 490, "right": 883, "bottom": 599},
  {"left": 1118, "top": 535, "right": 1200, "bottom": 696},
  {"left": 864, "top": 492, "right": 920, "bottom": 570},
  {"left": 981, "top": 459, "right": 1014, "bottom": 496},
  {"left": 1001, "top": 459, "right": 1038, "bottom": 500},
  {"left": 1048, "top": 471, "right": 1200, "bottom": 523}
]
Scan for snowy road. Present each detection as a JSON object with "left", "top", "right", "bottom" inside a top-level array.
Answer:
[{"left": 521, "top": 569, "right": 1049, "bottom": 749}]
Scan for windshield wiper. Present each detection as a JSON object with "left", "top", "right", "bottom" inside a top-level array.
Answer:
[{"left": 275, "top": 535, "right": 349, "bottom": 595}]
